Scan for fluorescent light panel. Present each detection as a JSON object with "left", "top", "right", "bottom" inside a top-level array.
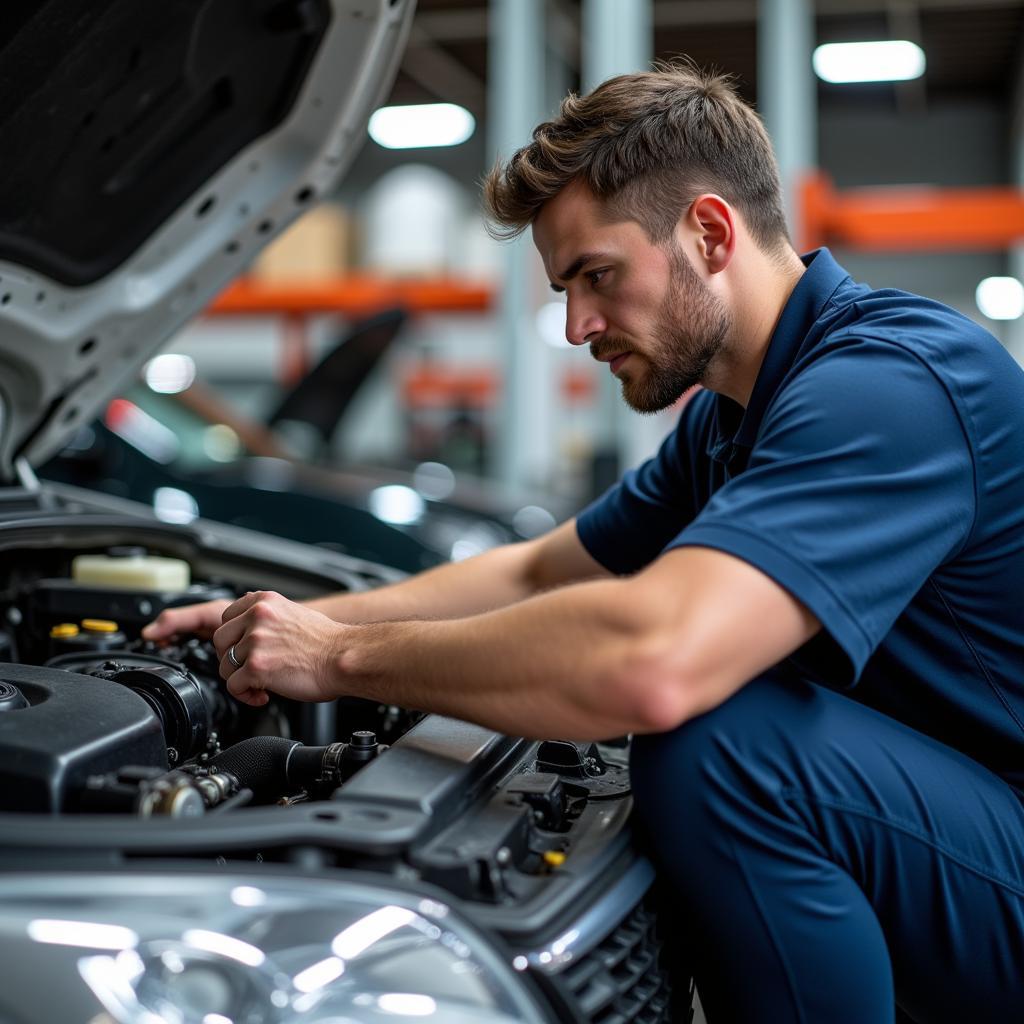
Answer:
[
  {"left": 813, "top": 40, "right": 925, "bottom": 83},
  {"left": 369, "top": 103, "right": 475, "bottom": 149}
]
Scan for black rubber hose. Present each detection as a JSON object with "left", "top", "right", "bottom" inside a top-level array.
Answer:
[
  {"left": 206, "top": 736, "right": 341, "bottom": 803},
  {"left": 206, "top": 736, "right": 301, "bottom": 802}
]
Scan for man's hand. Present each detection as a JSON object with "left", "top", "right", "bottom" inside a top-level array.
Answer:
[
  {"left": 142, "top": 599, "right": 232, "bottom": 642},
  {"left": 212, "top": 591, "right": 345, "bottom": 707}
]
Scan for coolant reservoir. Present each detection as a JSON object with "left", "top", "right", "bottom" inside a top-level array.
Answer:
[{"left": 71, "top": 548, "right": 191, "bottom": 590}]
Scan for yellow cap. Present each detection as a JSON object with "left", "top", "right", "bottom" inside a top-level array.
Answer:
[
  {"left": 542, "top": 851, "right": 567, "bottom": 868},
  {"left": 49, "top": 623, "right": 80, "bottom": 638},
  {"left": 81, "top": 619, "right": 119, "bottom": 633}
]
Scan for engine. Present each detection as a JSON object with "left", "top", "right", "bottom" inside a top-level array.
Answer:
[
  {"left": 0, "top": 533, "right": 683, "bottom": 1023},
  {"left": 0, "top": 546, "right": 419, "bottom": 816}
]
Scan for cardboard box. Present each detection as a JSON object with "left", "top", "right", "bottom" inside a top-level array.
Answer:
[{"left": 251, "top": 203, "right": 352, "bottom": 281}]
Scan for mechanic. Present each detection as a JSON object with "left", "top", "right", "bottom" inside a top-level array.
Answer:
[{"left": 145, "top": 65, "right": 1024, "bottom": 1022}]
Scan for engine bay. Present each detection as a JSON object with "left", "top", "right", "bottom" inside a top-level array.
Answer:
[
  {"left": 0, "top": 503, "right": 634, "bottom": 908},
  {"left": 0, "top": 503, "right": 686, "bottom": 1022},
  {"left": 1, "top": 544, "right": 426, "bottom": 817},
  {"left": 0, "top": 527, "right": 632, "bottom": 883}
]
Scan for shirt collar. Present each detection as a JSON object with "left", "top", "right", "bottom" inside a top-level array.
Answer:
[{"left": 708, "top": 247, "right": 850, "bottom": 466}]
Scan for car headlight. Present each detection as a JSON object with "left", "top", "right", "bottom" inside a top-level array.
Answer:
[{"left": 0, "top": 873, "right": 550, "bottom": 1023}]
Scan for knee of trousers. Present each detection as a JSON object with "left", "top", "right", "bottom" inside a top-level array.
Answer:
[{"left": 630, "top": 672, "right": 834, "bottom": 846}]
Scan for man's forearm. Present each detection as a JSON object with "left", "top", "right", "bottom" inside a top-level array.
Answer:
[
  {"left": 304, "top": 542, "right": 542, "bottom": 624},
  {"left": 216, "top": 547, "right": 817, "bottom": 737},
  {"left": 333, "top": 575, "right": 673, "bottom": 741}
]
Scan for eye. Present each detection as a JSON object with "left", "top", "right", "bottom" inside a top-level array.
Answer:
[{"left": 586, "top": 268, "right": 609, "bottom": 288}]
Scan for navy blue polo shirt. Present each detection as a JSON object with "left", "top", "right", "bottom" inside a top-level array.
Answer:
[{"left": 578, "top": 248, "right": 1024, "bottom": 785}]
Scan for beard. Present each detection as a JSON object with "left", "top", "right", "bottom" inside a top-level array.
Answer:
[{"left": 593, "top": 244, "right": 730, "bottom": 413}]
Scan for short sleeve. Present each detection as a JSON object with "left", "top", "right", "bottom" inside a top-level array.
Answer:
[
  {"left": 576, "top": 392, "right": 713, "bottom": 575},
  {"left": 667, "top": 339, "right": 976, "bottom": 683}
]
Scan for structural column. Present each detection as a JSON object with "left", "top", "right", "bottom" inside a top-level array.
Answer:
[
  {"left": 758, "top": 0, "right": 817, "bottom": 248},
  {"left": 488, "top": 0, "right": 548, "bottom": 492},
  {"left": 581, "top": 0, "right": 656, "bottom": 481}
]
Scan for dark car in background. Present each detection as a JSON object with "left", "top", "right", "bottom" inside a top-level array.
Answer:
[
  {"left": 43, "top": 310, "right": 568, "bottom": 574},
  {"left": 0, "top": 1, "right": 690, "bottom": 1022}
]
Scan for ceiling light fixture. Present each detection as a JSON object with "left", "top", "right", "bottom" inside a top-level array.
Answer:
[
  {"left": 976, "top": 277, "right": 1024, "bottom": 321},
  {"left": 143, "top": 353, "right": 196, "bottom": 394},
  {"left": 812, "top": 40, "right": 926, "bottom": 84},
  {"left": 368, "top": 103, "right": 475, "bottom": 149}
]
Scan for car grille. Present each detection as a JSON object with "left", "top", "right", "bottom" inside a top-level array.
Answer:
[{"left": 554, "top": 895, "right": 690, "bottom": 1023}]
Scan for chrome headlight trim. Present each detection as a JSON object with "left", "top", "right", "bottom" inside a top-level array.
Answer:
[{"left": 0, "top": 871, "right": 550, "bottom": 1024}]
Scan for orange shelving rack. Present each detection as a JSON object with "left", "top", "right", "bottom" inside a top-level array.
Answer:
[
  {"left": 800, "top": 172, "right": 1024, "bottom": 253},
  {"left": 208, "top": 275, "right": 493, "bottom": 318},
  {"left": 204, "top": 276, "right": 494, "bottom": 385}
]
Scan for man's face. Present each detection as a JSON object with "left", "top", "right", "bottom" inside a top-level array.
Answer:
[{"left": 532, "top": 182, "right": 730, "bottom": 413}]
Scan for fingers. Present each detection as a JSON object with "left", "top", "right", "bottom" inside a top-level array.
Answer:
[
  {"left": 212, "top": 592, "right": 278, "bottom": 669},
  {"left": 214, "top": 635, "right": 267, "bottom": 707},
  {"left": 217, "top": 634, "right": 248, "bottom": 682},
  {"left": 221, "top": 646, "right": 268, "bottom": 706},
  {"left": 144, "top": 592, "right": 280, "bottom": 710},
  {"left": 212, "top": 615, "right": 248, "bottom": 664},
  {"left": 211, "top": 591, "right": 330, "bottom": 707},
  {"left": 142, "top": 599, "right": 231, "bottom": 642},
  {"left": 220, "top": 590, "right": 274, "bottom": 625},
  {"left": 226, "top": 671, "right": 270, "bottom": 707},
  {"left": 236, "top": 688, "right": 270, "bottom": 707}
]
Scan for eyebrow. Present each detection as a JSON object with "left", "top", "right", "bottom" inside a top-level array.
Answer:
[{"left": 549, "top": 251, "right": 610, "bottom": 292}]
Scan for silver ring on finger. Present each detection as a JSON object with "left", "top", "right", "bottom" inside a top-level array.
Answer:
[{"left": 228, "top": 643, "right": 243, "bottom": 670}]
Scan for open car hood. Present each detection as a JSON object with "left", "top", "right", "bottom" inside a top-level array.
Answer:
[{"left": 0, "top": 0, "right": 414, "bottom": 482}]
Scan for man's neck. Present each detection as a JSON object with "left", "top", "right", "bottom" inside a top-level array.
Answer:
[{"left": 706, "top": 248, "right": 806, "bottom": 408}]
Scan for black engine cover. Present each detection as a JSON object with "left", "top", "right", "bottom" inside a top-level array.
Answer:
[{"left": 0, "top": 664, "right": 165, "bottom": 812}]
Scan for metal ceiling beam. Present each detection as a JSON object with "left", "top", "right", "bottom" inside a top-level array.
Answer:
[
  {"left": 815, "top": 0, "right": 1019, "bottom": 14},
  {"left": 414, "top": 9, "right": 489, "bottom": 41},
  {"left": 401, "top": 24, "right": 487, "bottom": 116},
  {"left": 654, "top": 0, "right": 1021, "bottom": 25},
  {"left": 417, "top": 0, "right": 1021, "bottom": 41}
]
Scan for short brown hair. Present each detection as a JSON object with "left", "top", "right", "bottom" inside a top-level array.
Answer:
[{"left": 483, "top": 60, "right": 790, "bottom": 253}]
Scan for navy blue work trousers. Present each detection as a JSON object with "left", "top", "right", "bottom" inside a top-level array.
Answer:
[{"left": 631, "top": 674, "right": 1024, "bottom": 1023}]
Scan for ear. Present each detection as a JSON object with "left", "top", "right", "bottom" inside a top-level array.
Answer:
[{"left": 683, "top": 194, "right": 736, "bottom": 274}]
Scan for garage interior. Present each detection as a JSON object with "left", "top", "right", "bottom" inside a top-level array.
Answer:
[
  {"left": 108, "top": 0, "right": 1024, "bottom": 541},
  {"left": 2, "top": 2, "right": 1022, "bottom": 1023}
]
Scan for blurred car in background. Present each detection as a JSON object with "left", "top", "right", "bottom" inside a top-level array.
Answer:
[{"left": 42, "top": 309, "right": 569, "bottom": 573}]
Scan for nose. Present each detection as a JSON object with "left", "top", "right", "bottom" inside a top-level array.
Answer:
[{"left": 565, "top": 297, "right": 606, "bottom": 347}]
